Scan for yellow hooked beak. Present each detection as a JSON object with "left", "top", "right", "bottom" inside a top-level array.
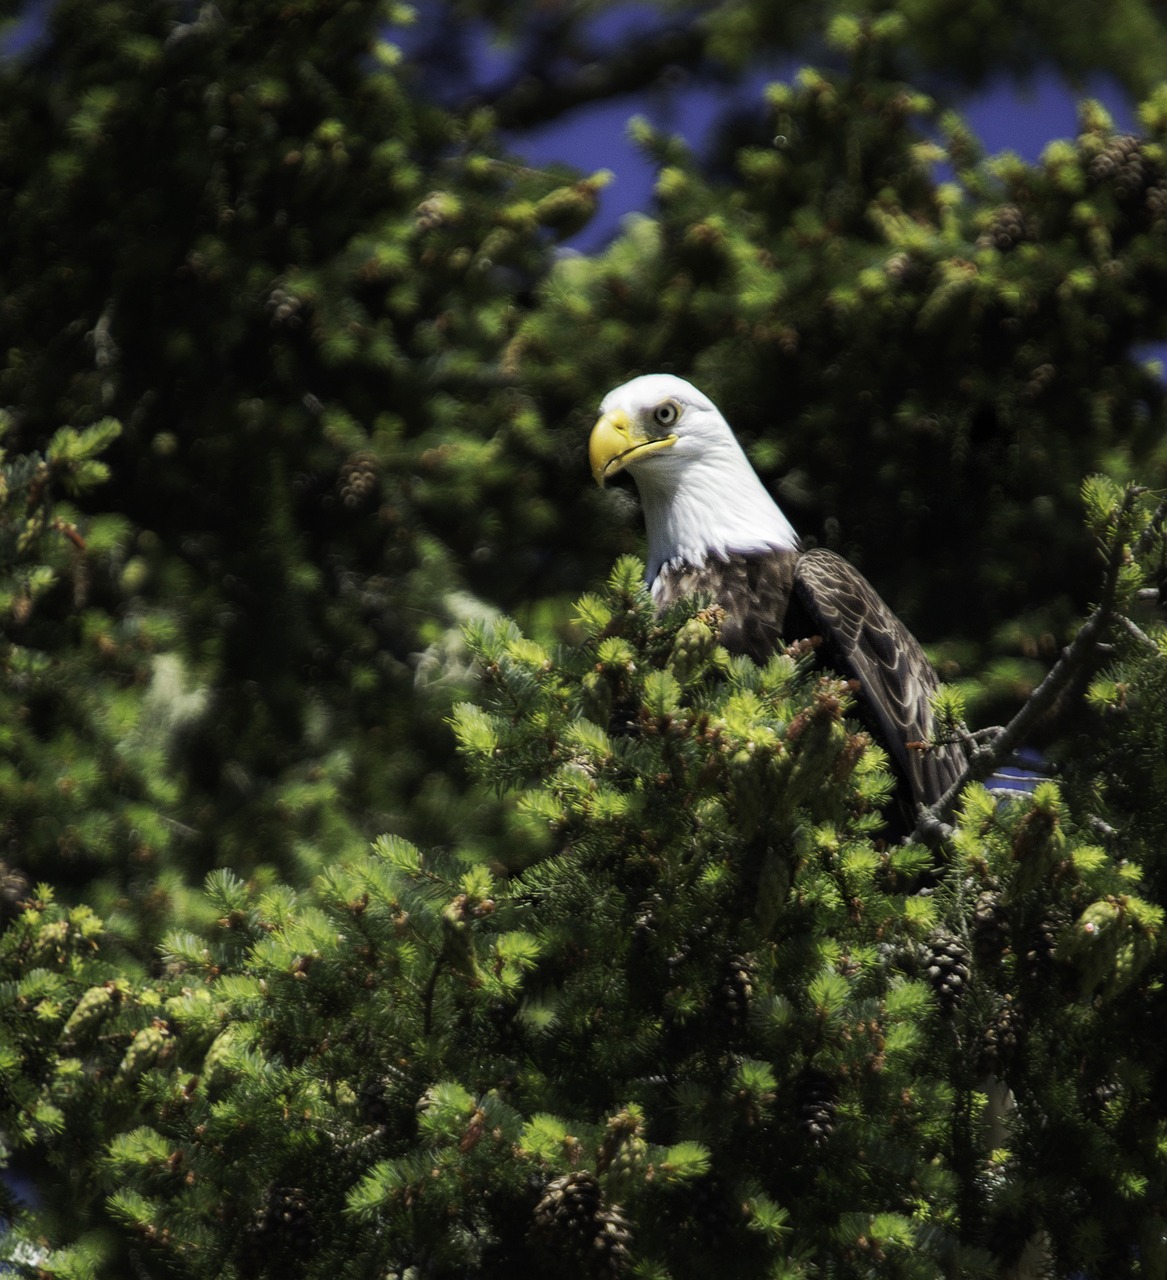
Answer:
[{"left": 588, "top": 409, "right": 677, "bottom": 486}]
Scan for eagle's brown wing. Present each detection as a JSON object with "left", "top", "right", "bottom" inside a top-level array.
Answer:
[{"left": 791, "top": 547, "right": 964, "bottom": 809}]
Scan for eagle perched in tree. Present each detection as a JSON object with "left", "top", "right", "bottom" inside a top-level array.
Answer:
[{"left": 589, "top": 373, "right": 965, "bottom": 813}]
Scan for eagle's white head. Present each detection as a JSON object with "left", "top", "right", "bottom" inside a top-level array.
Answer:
[{"left": 590, "top": 373, "right": 799, "bottom": 585}]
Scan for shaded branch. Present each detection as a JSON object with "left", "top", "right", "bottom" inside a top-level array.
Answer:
[
  {"left": 482, "top": 25, "right": 708, "bottom": 130},
  {"left": 422, "top": 956, "right": 444, "bottom": 1037}
]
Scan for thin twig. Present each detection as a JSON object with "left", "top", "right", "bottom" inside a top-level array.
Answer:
[
  {"left": 1087, "top": 814, "right": 1120, "bottom": 840},
  {"left": 1120, "top": 614, "right": 1160, "bottom": 653}
]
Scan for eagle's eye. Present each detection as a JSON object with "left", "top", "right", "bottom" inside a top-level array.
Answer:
[{"left": 652, "top": 401, "right": 681, "bottom": 429}]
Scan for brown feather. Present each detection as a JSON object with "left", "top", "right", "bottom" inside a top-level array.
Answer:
[
  {"left": 656, "top": 549, "right": 964, "bottom": 810},
  {"left": 656, "top": 549, "right": 798, "bottom": 665}
]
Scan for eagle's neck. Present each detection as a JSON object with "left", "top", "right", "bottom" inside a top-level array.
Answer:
[{"left": 632, "top": 442, "right": 799, "bottom": 590}]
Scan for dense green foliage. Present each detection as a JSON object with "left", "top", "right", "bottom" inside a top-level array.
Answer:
[
  {"left": 3, "top": 0, "right": 1167, "bottom": 1275},
  {"left": 5, "top": 534, "right": 1167, "bottom": 1278}
]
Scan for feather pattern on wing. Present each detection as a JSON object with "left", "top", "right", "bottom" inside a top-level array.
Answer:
[{"left": 791, "top": 548, "right": 964, "bottom": 807}]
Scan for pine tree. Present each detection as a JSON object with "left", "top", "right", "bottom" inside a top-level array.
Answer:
[
  {"left": 0, "top": 0, "right": 611, "bottom": 910},
  {"left": 3, "top": 1, "right": 1167, "bottom": 1277},
  {"left": 2, "top": 490, "right": 1165, "bottom": 1276}
]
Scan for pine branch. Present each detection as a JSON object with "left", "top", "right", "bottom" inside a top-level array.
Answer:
[{"left": 914, "top": 487, "right": 1167, "bottom": 843}]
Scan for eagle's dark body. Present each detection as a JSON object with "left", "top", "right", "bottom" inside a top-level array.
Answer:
[{"left": 656, "top": 547, "right": 966, "bottom": 811}]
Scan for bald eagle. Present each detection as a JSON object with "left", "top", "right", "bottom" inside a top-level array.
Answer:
[{"left": 589, "top": 374, "right": 965, "bottom": 813}]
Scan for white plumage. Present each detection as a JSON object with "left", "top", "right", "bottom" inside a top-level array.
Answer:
[{"left": 594, "top": 374, "right": 799, "bottom": 585}]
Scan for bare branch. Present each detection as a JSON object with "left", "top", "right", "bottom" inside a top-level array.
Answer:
[
  {"left": 1120, "top": 613, "right": 1160, "bottom": 653},
  {"left": 1087, "top": 814, "right": 1120, "bottom": 840},
  {"left": 913, "top": 488, "right": 1167, "bottom": 843}
]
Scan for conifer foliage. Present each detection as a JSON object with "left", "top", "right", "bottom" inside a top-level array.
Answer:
[
  {"left": 3, "top": 0, "right": 1167, "bottom": 1277},
  {"left": 4, "top": 506, "right": 1167, "bottom": 1276}
]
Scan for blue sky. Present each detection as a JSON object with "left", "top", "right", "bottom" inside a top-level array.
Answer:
[
  {"left": 514, "top": 65, "right": 1134, "bottom": 250},
  {"left": 392, "top": 3, "right": 1137, "bottom": 252}
]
